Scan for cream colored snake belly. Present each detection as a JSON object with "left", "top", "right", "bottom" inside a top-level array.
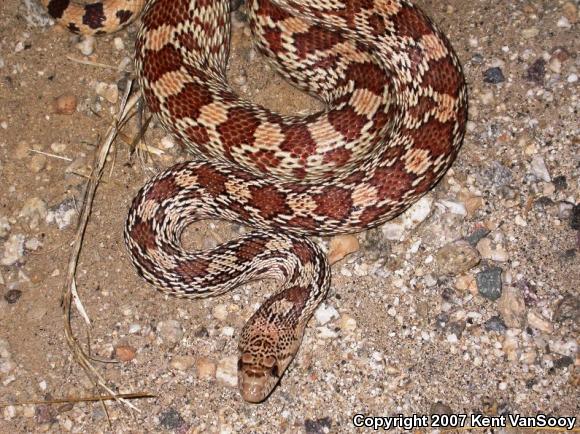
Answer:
[{"left": 42, "top": 0, "right": 468, "bottom": 402}]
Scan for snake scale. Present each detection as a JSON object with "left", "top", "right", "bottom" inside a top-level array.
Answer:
[{"left": 41, "top": 0, "right": 467, "bottom": 402}]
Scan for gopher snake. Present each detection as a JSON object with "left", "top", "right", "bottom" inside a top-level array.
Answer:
[{"left": 42, "top": 0, "right": 467, "bottom": 402}]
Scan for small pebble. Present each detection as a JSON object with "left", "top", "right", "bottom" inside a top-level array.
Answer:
[
  {"left": 305, "top": 417, "right": 332, "bottom": 434},
  {"left": 401, "top": 196, "right": 433, "bottom": 228},
  {"left": 434, "top": 241, "right": 480, "bottom": 276},
  {"left": 470, "top": 53, "right": 483, "bottom": 63},
  {"left": 553, "top": 356, "right": 573, "bottom": 369},
  {"left": 463, "top": 195, "right": 484, "bottom": 216},
  {"left": 553, "top": 293, "right": 579, "bottom": 325},
  {"left": 19, "top": 197, "right": 47, "bottom": 223},
  {"left": 483, "top": 67, "right": 505, "bottom": 84},
  {"left": 480, "top": 90, "right": 494, "bottom": 104},
  {"left": 562, "top": 2, "right": 578, "bottom": 23},
  {"left": 438, "top": 200, "right": 467, "bottom": 216},
  {"left": 212, "top": 304, "right": 229, "bottom": 321},
  {"left": 27, "top": 154, "right": 48, "bottom": 173},
  {"left": 484, "top": 315, "right": 507, "bottom": 333},
  {"left": 549, "top": 339, "right": 577, "bottom": 358},
  {"left": 465, "top": 227, "right": 490, "bottom": 246},
  {"left": 553, "top": 175, "right": 567, "bottom": 191},
  {"left": 315, "top": 303, "right": 339, "bottom": 326},
  {"left": 548, "top": 56, "right": 561, "bottom": 74},
  {"left": 328, "top": 235, "right": 359, "bottom": 264},
  {"left": 76, "top": 36, "right": 95, "bottom": 56},
  {"left": 454, "top": 274, "right": 477, "bottom": 294},
  {"left": 50, "top": 142, "right": 67, "bottom": 153},
  {"left": 520, "top": 349, "right": 537, "bottom": 365},
  {"left": 484, "top": 161, "right": 512, "bottom": 187},
  {"left": 526, "top": 58, "right": 545, "bottom": 84},
  {"left": 52, "top": 93, "right": 77, "bottom": 115},
  {"left": 530, "top": 155, "right": 551, "bottom": 182},
  {"left": 534, "top": 196, "right": 554, "bottom": 212},
  {"left": 157, "top": 320, "right": 183, "bottom": 346},
  {"left": 476, "top": 238, "right": 509, "bottom": 262},
  {"left": 498, "top": 286, "right": 527, "bottom": 329},
  {"left": 3, "top": 405, "right": 16, "bottom": 420},
  {"left": 113, "top": 37, "right": 125, "bottom": 51},
  {"left": 0, "top": 339, "right": 13, "bottom": 365},
  {"left": 557, "top": 201, "right": 574, "bottom": 220},
  {"left": 0, "top": 217, "right": 10, "bottom": 238},
  {"left": 317, "top": 326, "right": 338, "bottom": 339},
  {"left": 557, "top": 17, "right": 571, "bottom": 28},
  {"left": 35, "top": 403, "right": 57, "bottom": 424},
  {"left": 430, "top": 402, "right": 453, "bottom": 415},
  {"left": 4, "top": 289, "right": 22, "bottom": 304},
  {"left": 114, "top": 344, "right": 136, "bottom": 362},
  {"left": 160, "top": 135, "right": 176, "bottom": 150},
  {"left": 527, "top": 311, "right": 553, "bottom": 334},
  {"left": 170, "top": 355, "right": 195, "bottom": 371},
  {"left": 216, "top": 356, "right": 238, "bottom": 387},
  {"left": 338, "top": 314, "right": 357, "bottom": 332},
  {"left": 569, "top": 204, "right": 580, "bottom": 230},
  {"left": 1, "top": 234, "right": 26, "bottom": 266},
  {"left": 521, "top": 27, "right": 539, "bottom": 39},
  {"left": 514, "top": 215, "right": 527, "bottom": 227},
  {"left": 23, "top": 405, "right": 35, "bottom": 418},
  {"left": 447, "top": 320, "right": 466, "bottom": 339},
  {"left": 196, "top": 356, "right": 217, "bottom": 379},
  {"left": 381, "top": 222, "right": 405, "bottom": 241},
  {"left": 233, "top": 72, "right": 247, "bottom": 86},
  {"left": 46, "top": 199, "right": 77, "bottom": 229},
  {"left": 221, "top": 326, "right": 235, "bottom": 337},
  {"left": 476, "top": 266, "right": 503, "bottom": 301},
  {"left": 381, "top": 199, "right": 433, "bottom": 241},
  {"left": 95, "top": 82, "right": 119, "bottom": 104},
  {"left": 159, "top": 408, "right": 185, "bottom": 430},
  {"left": 118, "top": 56, "right": 132, "bottom": 71}
]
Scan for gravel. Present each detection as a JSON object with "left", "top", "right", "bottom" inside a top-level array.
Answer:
[
  {"left": 476, "top": 266, "right": 503, "bottom": 301},
  {"left": 483, "top": 67, "right": 505, "bottom": 84},
  {"left": 0, "top": 0, "right": 577, "bottom": 431},
  {"left": 158, "top": 408, "right": 185, "bottom": 430}
]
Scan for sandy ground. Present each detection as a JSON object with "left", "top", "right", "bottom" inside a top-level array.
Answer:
[{"left": 0, "top": 0, "right": 578, "bottom": 433}]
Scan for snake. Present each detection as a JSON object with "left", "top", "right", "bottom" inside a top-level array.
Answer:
[{"left": 41, "top": 0, "right": 468, "bottom": 402}]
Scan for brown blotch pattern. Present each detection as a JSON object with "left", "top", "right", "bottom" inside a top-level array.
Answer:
[
  {"left": 196, "top": 164, "right": 228, "bottom": 196},
  {"left": 129, "top": 219, "right": 157, "bottom": 251},
  {"left": 175, "top": 258, "right": 211, "bottom": 281},
  {"left": 314, "top": 187, "right": 353, "bottom": 221},
  {"left": 165, "top": 81, "right": 214, "bottom": 120},
  {"left": 250, "top": 185, "right": 291, "bottom": 219},
  {"left": 145, "top": 176, "right": 178, "bottom": 202},
  {"left": 82, "top": 3, "right": 107, "bottom": 29}
]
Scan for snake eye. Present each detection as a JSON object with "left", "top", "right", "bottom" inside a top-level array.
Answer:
[
  {"left": 262, "top": 356, "right": 279, "bottom": 377},
  {"left": 270, "top": 364, "right": 280, "bottom": 378}
]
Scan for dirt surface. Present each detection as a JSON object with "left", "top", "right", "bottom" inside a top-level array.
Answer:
[{"left": 0, "top": 0, "right": 579, "bottom": 432}]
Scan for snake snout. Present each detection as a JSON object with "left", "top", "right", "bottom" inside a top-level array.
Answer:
[{"left": 237, "top": 353, "right": 280, "bottom": 403}]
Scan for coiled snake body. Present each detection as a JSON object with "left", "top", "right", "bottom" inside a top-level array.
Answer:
[{"left": 42, "top": 0, "right": 467, "bottom": 402}]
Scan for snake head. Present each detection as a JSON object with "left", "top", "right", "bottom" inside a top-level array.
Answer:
[
  {"left": 237, "top": 289, "right": 310, "bottom": 402},
  {"left": 237, "top": 351, "right": 292, "bottom": 403}
]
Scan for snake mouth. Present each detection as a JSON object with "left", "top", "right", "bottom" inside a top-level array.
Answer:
[
  {"left": 238, "top": 358, "right": 280, "bottom": 403},
  {"left": 240, "top": 377, "right": 270, "bottom": 403}
]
